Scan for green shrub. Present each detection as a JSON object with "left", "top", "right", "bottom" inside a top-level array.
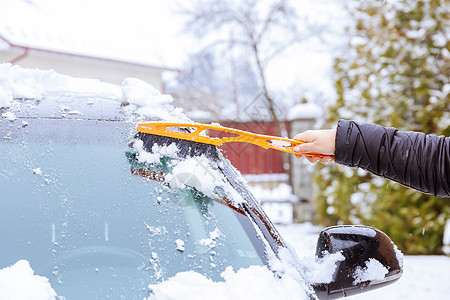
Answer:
[{"left": 315, "top": 0, "right": 450, "bottom": 255}]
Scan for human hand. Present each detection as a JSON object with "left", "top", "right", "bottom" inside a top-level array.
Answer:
[{"left": 292, "top": 129, "right": 336, "bottom": 163}]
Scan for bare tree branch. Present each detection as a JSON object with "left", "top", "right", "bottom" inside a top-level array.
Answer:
[{"left": 172, "top": 0, "right": 326, "bottom": 134}]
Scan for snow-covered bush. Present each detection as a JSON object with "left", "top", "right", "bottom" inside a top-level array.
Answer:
[{"left": 315, "top": 0, "right": 449, "bottom": 254}]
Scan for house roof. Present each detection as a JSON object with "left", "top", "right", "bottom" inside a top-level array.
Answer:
[{"left": 0, "top": 0, "right": 183, "bottom": 71}]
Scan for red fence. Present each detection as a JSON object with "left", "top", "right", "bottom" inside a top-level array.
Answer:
[{"left": 212, "top": 121, "right": 290, "bottom": 175}]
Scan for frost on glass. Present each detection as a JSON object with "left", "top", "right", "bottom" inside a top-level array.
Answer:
[{"left": 0, "top": 120, "right": 263, "bottom": 299}]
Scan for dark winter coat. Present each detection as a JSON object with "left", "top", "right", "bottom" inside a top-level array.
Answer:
[{"left": 335, "top": 119, "right": 450, "bottom": 198}]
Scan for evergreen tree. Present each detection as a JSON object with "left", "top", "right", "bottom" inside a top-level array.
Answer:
[{"left": 315, "top": 0, "right": 450, "bottom": 254}]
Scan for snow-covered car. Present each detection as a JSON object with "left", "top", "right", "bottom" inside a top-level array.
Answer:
[{"left": 0, "top": 65, "right": 403, "bottom": 299}]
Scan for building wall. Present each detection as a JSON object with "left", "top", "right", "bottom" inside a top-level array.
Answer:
[{"left": 0, "top": 48, "right": 164, "bottom": 90}]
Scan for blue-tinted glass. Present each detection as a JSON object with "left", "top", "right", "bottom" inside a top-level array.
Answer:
[{"left": 0, "top": 119, "right": 264, "bottom": 299}]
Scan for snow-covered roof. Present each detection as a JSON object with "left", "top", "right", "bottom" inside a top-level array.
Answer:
[
  {"left": 0, "top": 0, "right": 185, "bottom": 71},
  {"left": 287, "top": 102, "right": 322, "bottom": 120}
]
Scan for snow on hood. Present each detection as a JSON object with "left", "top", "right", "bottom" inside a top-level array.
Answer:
[
  {"left": 148, "top": 245, "right": 347, "bottom": 299},
  {"left": 0, "top": 260, "right": 57, "bottom": 300},
  {"left": 148, "top": 265, "right": 310, "bottom": 300}
]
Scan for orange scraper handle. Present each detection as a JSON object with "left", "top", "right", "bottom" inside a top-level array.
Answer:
[{"left": 137, "top": 122, "right": 324, "bottom": 157}]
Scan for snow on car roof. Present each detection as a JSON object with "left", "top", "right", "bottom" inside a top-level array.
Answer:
[{"left": 0, "top": 63, "right": 190, "bottom": 122}]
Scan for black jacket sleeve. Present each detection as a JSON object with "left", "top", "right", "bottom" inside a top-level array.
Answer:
[{"left": 335, "top": 119, "right": 450, "bottom": 198}]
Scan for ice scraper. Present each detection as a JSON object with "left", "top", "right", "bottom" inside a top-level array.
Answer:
[{"left": 137, "top": 122, "right": 323, "bottom": 156}]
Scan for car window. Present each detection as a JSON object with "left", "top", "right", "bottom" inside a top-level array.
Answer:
[{"left": 0, "top": 118, "right": 265, "bottom": 299}]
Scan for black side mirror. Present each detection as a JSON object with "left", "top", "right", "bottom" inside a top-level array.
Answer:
[{"left": 313, "top": 225, "right": 403, "bottom": 299}]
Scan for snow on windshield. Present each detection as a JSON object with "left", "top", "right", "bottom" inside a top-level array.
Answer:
[
  {"left": 166, "top": 155, "right": 227, "bottom": 199},
  {"left": 132, "top": 139, "right": 179, "bottom": 165},
  {"left": 131, "top": 137, "right": 246, "bottom": 204},
  {"left": 0, "top": 260, "right": 57, "bottom": 300}
]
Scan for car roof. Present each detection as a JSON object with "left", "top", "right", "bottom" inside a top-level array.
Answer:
[
  {"left": 5, "top": 92, "right": 125, "bottom": 121},
  {"left": 0, "top": 65, "right": 189, "bottom": 123}
]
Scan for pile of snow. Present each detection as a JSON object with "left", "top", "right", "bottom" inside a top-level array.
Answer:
[
  {"left": 148, "top": 242, "right": 347, "bottom": 299},
  {"left": 273, "top": 246, "right": 345, "bottom": 286},
  {"left": 1, "top": 111, "right": 17, "bottom": 121},
  {"left": 298, "top": 252, "right": 345, "bottom": 284},
  {"left": 0, "top": 64, "right": 191, "bottom": 124},
  {"left": 121, "top": 78, "right": 188, "bottom": 122},
  {"left": 0, "top": 260, "right": 57, "bottom": 300},
  {"left": 198, "top": 228, "right": 221, "bottom": 248},
  {"left": 353, "top": 258, "right": 388, "bottom": 285},
  {"left": 166, "top": 155, "right": 226, "bottom": 198},
  {"left": 0, "top": 63, "right": 121, "bottom": 108},
  {"left": 148, "top": 265, "right": 310, "bottom": 300},
  {"left": 120, "top": 77, "right": 189, "bottom": 122},
  {"left": 122, "top": 78, "right": 171, "bottom": 107},
  {"left": 132, "top": 139, "right": 179, "bottom": 165},
  {"left": 132, "top": 138, "right": 228, "bottom": 199},
  {"left": 148, "top": 225, "right": 347, "bottom": 300}
]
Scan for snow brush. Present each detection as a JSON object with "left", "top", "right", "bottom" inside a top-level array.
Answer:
[{"left": 137, "top": 122, "right": 322, "bottom": 157}]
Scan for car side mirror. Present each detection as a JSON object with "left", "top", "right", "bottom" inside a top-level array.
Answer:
[{"left": 312, "top": 225, "right": 403, "bottom": 299}]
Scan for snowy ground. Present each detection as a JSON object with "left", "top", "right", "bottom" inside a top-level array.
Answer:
[{"left": 277, "top": 223, "right": 450, "bottom": 300}]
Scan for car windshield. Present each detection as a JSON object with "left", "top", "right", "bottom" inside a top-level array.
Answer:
[{"left": 0, "top": 118, "right": 265, "bottom": 299}]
